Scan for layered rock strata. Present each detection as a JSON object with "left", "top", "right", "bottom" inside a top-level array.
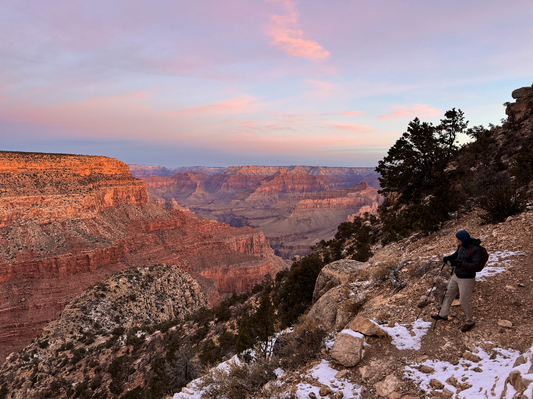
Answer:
[
  {"left": 0, "top": 151, "right": 286, "bottom": 365},
  {"left": 136, "top": 166, "right": 382, "bottom": 259}
]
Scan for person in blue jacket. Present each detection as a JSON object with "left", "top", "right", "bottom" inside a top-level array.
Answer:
[{"left": 431, "top": 229, "right": 483, "bottom": 332}]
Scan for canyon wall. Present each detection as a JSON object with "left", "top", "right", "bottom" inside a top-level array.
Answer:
[
  {"left": 135, "top": 165, "right": 382, "bottom": 259},
  {"left": 0, "top": 151, "right": 286, "bottom": 365}
]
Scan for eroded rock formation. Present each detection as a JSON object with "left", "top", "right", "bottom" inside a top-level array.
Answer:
[
  {"left": 135, "top": 165, "right": 382, "bottom": 259},
  {"left": 0, "top": 151, "right": 286, "bottom": 364}
]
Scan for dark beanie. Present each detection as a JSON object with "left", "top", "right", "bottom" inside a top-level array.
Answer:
[{"left": 456, "top": 230, "right": 471, "bottom": 245}]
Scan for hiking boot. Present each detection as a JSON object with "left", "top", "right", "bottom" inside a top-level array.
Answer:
[
  {"left": 431, "top": 314, "right": 448, "bottom": 321},
  {"left": 461, "top": 323, "right": 475, "bottom": 332}
]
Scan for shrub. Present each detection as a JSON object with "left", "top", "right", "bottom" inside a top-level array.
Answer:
[
  {"left": 196, "top": 356, "right": 278, "bottom": 399},
  {"left": 121, "top": 386, "right": 148, "bottom": 399},
  {"left": 372, "top": 262, "right": 396, "bottom": 282},
  {"left": 479, "top": 185, "right": 530, "bottom": 223},
  {"left": 274, "top": 253, "right": 325, "bottom": 329},
  {"left": 38, "top": 340, "right": 49, "bottom": 349},
  {"left": 198, "top": 339, "right": 221, "bottom": 367},
  {"left": 273, "top": 317, "right": 327, "bottom": 371},
  {"left": 70, "top": 348, "right": 85, "bottom": 364}
]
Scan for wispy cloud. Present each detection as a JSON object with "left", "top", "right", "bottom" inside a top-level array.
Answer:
[
  {"left": 171, "top": 95, "right": 261, "bottom": 116},
  {"left": 378, "top": 104, "right": 441, "bottom": 120},
  {"left": 340, "top": 111, "right": 367, "bottom": 116},
  {"left": 266, "top": 0, "right": 329, "bottom": 60},
  {"left": 334, "top": 123, "right": 371, "bottom": 131},
  {"left": 304, "top": 79, "right": 333, "bottom": 98},
  {"left": 224, "top": 118, "right": 257, "bottom": 128}
]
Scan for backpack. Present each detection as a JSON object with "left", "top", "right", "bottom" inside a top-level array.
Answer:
[{"left": 467, "top": 245, "right": 489, "bottom": 272}]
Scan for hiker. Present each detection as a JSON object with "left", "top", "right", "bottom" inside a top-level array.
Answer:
[{"left": 431, "top": 229, "right": 483, "bottom": 332}]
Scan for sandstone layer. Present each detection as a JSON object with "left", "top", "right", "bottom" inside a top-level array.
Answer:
[
  {"left": 136, "top": 165, "right": 382, "bottom": 259},
  {"left": 0, "top": 151, "right": 286, "bottom": 365}
]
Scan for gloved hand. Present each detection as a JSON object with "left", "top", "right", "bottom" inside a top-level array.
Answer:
[
  {"left": 450, "top": 260, "right": 462, "bottom": 267},
  {"left": 443, "top": 256, "right": 451, "bottom": 263}
]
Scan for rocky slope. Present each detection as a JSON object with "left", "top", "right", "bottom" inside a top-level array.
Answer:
[
  {"left": 0, "top": 265, "right": 208, "bottom": 399},
  {"left": 0, "top": 151, "right": 286, "bottom": 365},
  {"left": 173, "top": 207, "right": 533, "bottom": 399},
  {"left": 136, "top": 166, "right": 382, "bottom": 259},
  {"left": 3, "top": 205, "right": 531, "bottom": 399}
]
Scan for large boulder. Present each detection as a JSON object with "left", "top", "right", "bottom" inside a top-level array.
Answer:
[
  {"left": 330, "top": 329, "right": 364, "bottom": 367},
  {"left": 512, "top": 86, "right": 532, "bottom": 99},
  {"left": 307, "top": 285, "right": 352, "bottom": 331},
  {"left": 313, "top": 259, "right": 367, "bottom": 303}
]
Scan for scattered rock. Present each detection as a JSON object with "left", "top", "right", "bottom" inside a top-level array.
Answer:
[
  {"left": 446, "top": 375, "right": 458, "bottom": 387},
  {"left": 420, "top": 365, "right": 435, "bottom": 374},
  {"left": 335, "top": 369, "right": 349, "bottom": 379},
  {"left": 334, "top": 391, "right": 344, "bottom": 399},
  {"left": 330, "top": 330, "right": 364, "bottom": 367},
  {"left": 451, "top": 299, "right": 461, "bottom": 306},
  {"left": 498, "top": 320, "right": 513, "bottom": 328},
  {"left": 513, "top": 355, "right": 527, "bottom": 368},
  {"left": 309, "top": 393, "right": 317, "bottom": 399},
  {"left": 349, "top": 315, "right": 387, "bottom": 337},
  {"left": 374, "top": 374, "right": 399, "bottom": 397},
  {"left": 319, "top": 385, "right": 331, "bottom": 396},
  {"left": 430, "top": 379, "right": 444, "bottom": 389},
  {"left": 462, "top": 352, "right": 481, "bottom": 363},
  {"left": 509, "top": 370, "right": 526, "bottom": 392},
  {"left": 441, "top": 388, "right": 454, "bottom": 398}
]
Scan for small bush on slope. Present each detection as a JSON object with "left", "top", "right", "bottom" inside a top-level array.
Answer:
[{"left": 273, "top": 253, "right": 325, "bottom": 330}]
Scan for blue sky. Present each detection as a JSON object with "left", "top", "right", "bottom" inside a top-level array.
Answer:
[{"left": 1, "top": 0, "right": 532, "bottom": 167}]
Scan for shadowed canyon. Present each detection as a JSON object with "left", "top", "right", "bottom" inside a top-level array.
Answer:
[{"left": 130, "top": 165, "right": 382, "bottom": 259}]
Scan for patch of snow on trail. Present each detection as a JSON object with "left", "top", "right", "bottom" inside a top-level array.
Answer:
[
  {"left": 380, "top": 318, "right": 432, "bottom": 350},
  {"left": 477, "top": 250, "right": 526, "bottom": 280},
  {"left": 293, "top": 360, "right": 362, "bottom": 399},
  {"left": 404, "top": 346, "right": 533, "bottom": 398}
]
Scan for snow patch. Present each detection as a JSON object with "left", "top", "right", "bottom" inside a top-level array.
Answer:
[
  {"left": 477, "top": 250, "right": 526, "bottom": 280},
  {"left": 293, "top": 360, "right": 362, "bottom": 399},
  {"left": 404, "top": 345, "right": 533, "bottom": 398},
  {"left": 380, "top": 319, "right": 432, "bottom": 350},
  {"left": 340, "top": 329, "right": 364, "bottom": 339}
]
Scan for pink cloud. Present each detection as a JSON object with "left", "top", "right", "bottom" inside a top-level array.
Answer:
[
  {"left": 340, "top": 111, "right": 367, "bottom": 116},
  {"left": 224, "top": 119, "right": 257, "bottom": 128},
  {"left": 378, "top": 104, "right": 441, "bottom": 120},
  {"left": 266, "top": 0, "right": 329, "bottom": 60},
  {"left": 334, "top": 124, "right": 371, "bottom": 131},
  {"left": 171, "top": 95, "right": 261, "bottom": 116},
  {"left": 304, "top": 79, "right": 333, "bottom": 98}
]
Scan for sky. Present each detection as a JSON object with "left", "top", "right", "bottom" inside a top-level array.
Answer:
[{"left": 1, "top": 0, "right": 532, "bottom": 168}]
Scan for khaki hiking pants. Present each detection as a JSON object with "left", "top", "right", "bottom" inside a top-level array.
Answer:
[{"left": 439, "top": 274, "right": 475, "bottom": 325}]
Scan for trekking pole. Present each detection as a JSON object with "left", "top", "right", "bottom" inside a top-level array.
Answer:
[
  {"left": 415, "top": 262, "right": 447, "bottom": 321},
  {"left": 433, "top": 265, "right": 455, "bottom": 330}
]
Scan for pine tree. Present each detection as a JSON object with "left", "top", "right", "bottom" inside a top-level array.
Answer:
[
  {"left": 236, "top": 293, "right": 276, "bottom": 358},
  {"left": 376, "top": 109, "right": 467, "bottom": 241}
]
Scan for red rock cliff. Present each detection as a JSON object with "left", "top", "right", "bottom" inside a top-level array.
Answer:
[{"left": 0, "top": 151, "right": 286, "bottom": 365}]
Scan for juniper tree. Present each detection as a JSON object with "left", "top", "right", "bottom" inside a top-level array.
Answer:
[{"left": 376, "top": 109, "right": 467, "bottom": 242}]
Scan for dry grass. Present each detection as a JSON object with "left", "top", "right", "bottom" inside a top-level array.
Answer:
[
  {"left": 196, "top": 355, "right": 278, "bottom": 399},
  {"left": 341, "top": 292, "right": 367, "bottom": 316},
  {"left": 273, "top": 316, "right": 327, "bottom": 372},
  {"left": 372, "top": 261, "right": 397, "bottom": 282}
]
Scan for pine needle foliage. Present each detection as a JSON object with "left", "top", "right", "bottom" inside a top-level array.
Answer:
[{"left": 376, "top": 109, "right": 468, "bottom": 241}]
